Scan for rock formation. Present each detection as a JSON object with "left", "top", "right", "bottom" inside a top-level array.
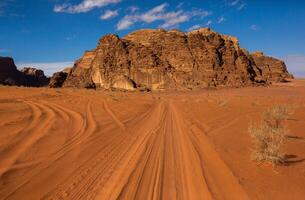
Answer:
[
  {"left": 0, "top": 57, "right": 25, "bottom": 86},
  {"left": 251, "top": 52, "right": 293, "bottom": 82},
  {"left": 49, "top": 71, "right": 69, "bottom": 88},
  {"left": 0, "top": 57, "right": 49, "bottom": 87},
  {"left": 49, "top": 67, "right": 72, "bottom": 88},
  {"left": 20, "top": 67, "right": 49, "bottom": 86},
  {"left": 46, "top": 28, "right": 290, "bottom": 90}
]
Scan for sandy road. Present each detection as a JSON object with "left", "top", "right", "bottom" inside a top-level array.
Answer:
[
  {"left": 1, "top": 84, "right": 305, "bottom": 199},
  {"left": 0, "top": 96, "right": 249, "bottom": 200}
]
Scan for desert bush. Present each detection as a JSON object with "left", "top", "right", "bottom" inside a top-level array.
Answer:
[
  {"left": 263, "top": 105, "right": 291, "bottom": 129},
  {"left": 249, "top": 105, "right": 291, "bottom": 165}
]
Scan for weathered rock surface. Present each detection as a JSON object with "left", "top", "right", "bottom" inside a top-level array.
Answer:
[
  {"left": 20, "top": 67, "right": 49, "bottom": 86},
  {"left": 62, "top": 67, "right": 72, "bottom": 74},
  {"left": 0, "top": 57, "right": 49, "bottom": 87},
  {"left": 62, "top": 28, "right": 293, "bottom": 90},
  {"left": 0, "top": 57, "right": 25, "bottom": 86},
  {"left": 49, "top": 67, "right": 72, "bottom": 88},
  {"left": 251, "top": 52, "right": 294, "bottom": 82},
  {"left": 49, "top": 71, "right": 69, "bottom": 88}
]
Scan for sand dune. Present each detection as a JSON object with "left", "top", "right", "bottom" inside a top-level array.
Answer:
[{"left": 1, "top": 80, "right": 305, "bottom": 200}]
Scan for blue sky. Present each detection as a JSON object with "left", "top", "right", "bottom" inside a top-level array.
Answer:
[{"left": 0, "top": 0, "right": 305, "bottom": 77}]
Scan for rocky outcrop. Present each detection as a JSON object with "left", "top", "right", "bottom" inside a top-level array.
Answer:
[
  {"left": 63, "top": 51, "right": 96, "bottom": 88},
  {"left": 62, "top": 67, "right": 72, "bottom": 74},
  {"left": 251, "top": 52, "right": 294, "bottom": 82},
  {"left": 0, "top": 57, "right": 49, "bottom": 87},
  {"left": 49, "top": 67, "right": 72, "bottom": 88},
  {"left": 62, "top": 28, "right": 293, "bottom": 90},
  {"left": 20, "top": 67, "right": 49, "bottom": 86},
  {"left": 49, "top": 71, "right": 69, "bottom": 88},
  {"left": 0, "top": 57, "right": 25, "bottom": 85}
]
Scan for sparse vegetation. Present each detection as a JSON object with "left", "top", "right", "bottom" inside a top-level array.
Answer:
[{"left": 249, "top": 105, "right": 292, "bottom": 166}]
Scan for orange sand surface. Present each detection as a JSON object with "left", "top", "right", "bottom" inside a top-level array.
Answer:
[{"left": 0, "top": 80, "right": 305, "bottom": 200}]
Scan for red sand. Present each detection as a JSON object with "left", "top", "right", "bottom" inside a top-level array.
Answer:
[{"left": 0, "top": 80, "right": 305, "bottom": 200}]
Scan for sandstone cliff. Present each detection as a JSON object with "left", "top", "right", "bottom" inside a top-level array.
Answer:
[
  {"left": 0, "top": 57, "right": 26, "bottom": 86},
  {"left": 20, "top": 67, "right": 49, "bottom": 87},
  {"left": 62, "top": 28, "right": 293, "bottom": 90},
  {"left": 251, "top": 52, "right": 293, "bottom": 82},
  {"left": 0, "top": 57, "right": 49, "bottom": 87}
]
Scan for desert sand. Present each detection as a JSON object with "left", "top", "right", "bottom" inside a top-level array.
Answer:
[{"left": 0, "top": 80, "right": 305, "bottom": 200}]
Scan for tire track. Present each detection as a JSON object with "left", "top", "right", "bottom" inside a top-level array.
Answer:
[
  {"left": 103, "top": 100, "right": 128, "bottom": 133},
  {"left": 0, "top": 101, "right": 55, "bottom": 177},
  {"left": 93, "top": 100, "right": 251, "bottom": 200},
  {"left": 1, "top": 98, "right": 251, "bottom": 200},
  {"left": 1, "top": 100, "right": 98, "bottom": 200},
  {"left": 172, "top": 102, "right": 251, "bottom": 200},
  {"left": 42, "top": 101, "right": 164, "bottom": 200}
]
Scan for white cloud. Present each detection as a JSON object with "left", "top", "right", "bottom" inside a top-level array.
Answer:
[
  {"left": 229, "top": 0, "right": 240, "bottom": 6},
  {"left": 54, "top": 0, "right": 121, "bottom": 14},
  {"left": 206, "top": 20, "right": 212, "bottom": 26},
  {"left": 100, "top": 9, "right": 118, "bottom": 20},
  {"left": 188, "top": 24, "right": 201, "bottom": 31},
  {"left": 250, "top": 24, "right": 258, "bottom": 31},
  {"left": 218, "top": 16, "right": 225, "bottom": 24},
  {"left": 160, "top": 11, "right": 190, "bottom": 28},
  {"left": 187, "top": 19, "right": 213, "bottom": 32},
  {"left": 237, "top": 2, "right": 246, "bottom": 10},
  {"left": 190, "top": 9, "right": 211, "bottom": 19},
  {"left": 127, "top": 6, "right": 139, "bottom": 13},
  {"left": 282, "top": 55, "right": 305, "bottom": 77},
  {"left": 228, "top": 0, "right": 246, "bottom": 10},
  {"left": 116, "top": 3, "right": 211, "bottom": 30},
  {"left": 117, "top": 16, "right": 134, "bottom": 30},
  {"left": 16, "top": 61, "right": 74, "bottom": 76}
]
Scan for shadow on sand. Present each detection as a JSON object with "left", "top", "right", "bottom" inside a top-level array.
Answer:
[{"left": 283, "top": 154, "right": 305, "bottom": 165}]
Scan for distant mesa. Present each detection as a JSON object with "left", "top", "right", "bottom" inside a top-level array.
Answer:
[
  {"left": 20, "top": 67, "right": 50, "bottom": 87},
  {"left": 0, "top": 56, "right": 49, "bottom": 87},
  {"left": 62, "top": 28, "right": 293, "bottom": 90},
  {"left": 0, "top": 28, "right": 293, "bottom": 90}
]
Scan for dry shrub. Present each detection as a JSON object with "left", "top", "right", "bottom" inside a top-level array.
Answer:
[
  {"left": 249, "top": 105, "right": 291, "bottom": 165},
  {"left": 263, "top": 105, "right": 291, "bottom": 128}
]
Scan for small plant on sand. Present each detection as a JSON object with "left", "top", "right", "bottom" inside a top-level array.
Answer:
[{"left": 248, "top": 105, "right": 291, "bottom": 166}]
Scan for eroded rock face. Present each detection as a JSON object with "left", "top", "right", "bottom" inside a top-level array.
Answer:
[
  {"left": 0, "top": 57, "right": 25, "bottom": 86},
  {"left": 251, "top": 52, "right": 294, "bottom": 82},
  {"left": 63, "top": 51, "right": 96, "bottom": 88},
  {"left": 0, "top": 57, "right": 49, "bottom": 87},
  {"left": 63, "top": 28, "right": 293, "bottom": 90},
  {"left": 20, "top": 67, "right": 49, "bottom": 86},
  {"left": 49, "top": 72, "right": 68, "bottom": 88}
]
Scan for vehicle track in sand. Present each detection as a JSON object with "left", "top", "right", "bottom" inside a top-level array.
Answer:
[
  {"left": 0, "top": 100, "right": 100, "bottom": 200},
  {"left": 1, "top": 98, "right": 250, "bottom": 200},
  {"left": 0, "top": 101, "right": 55, "bottom": 177},
  {"left": 96, "top": 101, "right": 250, "bottom": 200}
]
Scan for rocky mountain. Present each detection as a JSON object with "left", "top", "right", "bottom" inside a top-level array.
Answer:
[
  {"left": 0, "top": 57, "right": 49, "bottom": 87},
  {"left": 62, "top": 28, "right": 293, "bottom": 91}
]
